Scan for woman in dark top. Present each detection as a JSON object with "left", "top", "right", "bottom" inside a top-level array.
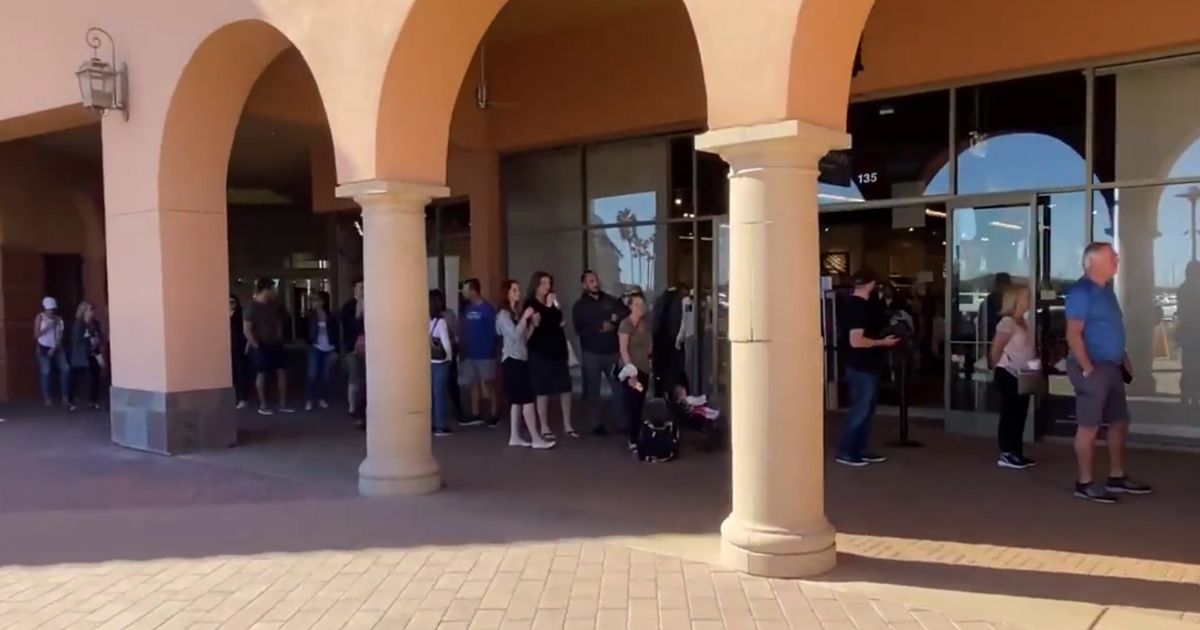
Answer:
[
  {"left": 304, "top": 291, "right": 339, "bottom": 412},
  {"left": 525, "top": 271, "right": 577, "bottom": 438},
  {"left": 69, "top": 301, "right": 106, "bottom": 410},
  {"left": 230, "top": 295, "right": 250, "bottom": 409}
]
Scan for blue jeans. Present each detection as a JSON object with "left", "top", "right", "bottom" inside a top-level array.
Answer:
[
  {"left": 306, "top": 348, "right": 335, "bottom": 404},
  {"left": 36, "top": 347, "right": 71, "bottom": 402},
  {"left": 430, "top": 361, "right": 451, "bottom": 431},
  {"left": 838, "top": 367, "right": 880, "bottom": 459}
]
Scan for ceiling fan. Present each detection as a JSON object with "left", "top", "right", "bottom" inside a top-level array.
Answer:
[{"left": 474, "top": 43, "right": 521, "bottom": 110}]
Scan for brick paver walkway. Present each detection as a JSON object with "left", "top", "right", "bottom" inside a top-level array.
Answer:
[
  {"left": 0, "top": 541, "right": 1020, "bottom": 629},
  {"left": 2, "top": 406, "right": 1199, "bottom": 629}
]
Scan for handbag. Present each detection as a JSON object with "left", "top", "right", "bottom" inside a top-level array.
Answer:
[
  {"left": 429, "top": 318, "right": 448, "bottom": 361},
  {"left": 1016, "top": 369, "right": 1047, "bottom": 396}
]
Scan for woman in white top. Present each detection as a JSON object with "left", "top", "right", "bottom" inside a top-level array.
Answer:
[
  {"left": 496, "top": 279, "right": 555, "bottom": 450},
  {"left": 34, "top": 296, "right": 72, "bottom": 409},
  {"left": 429, "top": 290, "right": 455, "bottom": 436},
  {"left": 989, "top": 284, "right": 1037, "bottom": 469}
]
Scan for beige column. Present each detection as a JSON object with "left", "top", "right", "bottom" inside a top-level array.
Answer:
[
  {"left": 697, "top": 120, "right": 850, "bottom": 578},
  {"left": 336, "top": 179, "right": 449, "bottom": 497}
]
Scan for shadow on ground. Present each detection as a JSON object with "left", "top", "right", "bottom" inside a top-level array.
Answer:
[{"left": 1, "top": 403, "right": 1198, "bottom": 615}]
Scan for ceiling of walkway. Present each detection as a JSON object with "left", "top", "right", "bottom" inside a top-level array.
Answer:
[{"left": 486, "top": 0, "right": 678, "bottom": 42}]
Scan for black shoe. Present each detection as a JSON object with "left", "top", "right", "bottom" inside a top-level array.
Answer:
[
  {"left": 835, "top": 455, "right": 869, "bottom": 467},
  {"left": 861, "top": 452, "right": 888, "bottom": 464},
  {"left": 1074, "top": 482, "right": 1118, "bottom": 504},
  {"left": 460, "top": 416, "right": 485, "bottom": 427},
  {"left": 433, "top": 428, "right": 454, "bottom": 437},
  {"left": 997, "top": 453, "right": 1030, "bottom": 470},
  {"left": 592, "top": 425, "right": 610, "bottom": 437},
  {"left": 1106, "top": 476, "right": 1153, "bottom": 495},
  {"left": 1019, "top": 455, "right": 1038, "bottom": 467},
  {"left": 486, "top": 416, "right": 501, "bottom": 428}
]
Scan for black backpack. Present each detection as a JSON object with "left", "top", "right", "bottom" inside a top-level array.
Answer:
[{"left": 636, "top": 417, "right": 679, "bottom": 463}]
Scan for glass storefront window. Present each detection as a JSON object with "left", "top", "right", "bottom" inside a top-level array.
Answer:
[
  {"left": 954, "top": 72, "right": 1087, "bottom": 194},
  {"left": 820, "top": 90, "right": 950, "bottom": 204},
  {"left": 586, "top": 137, "right": 669, "bottom": 225},
  {"left": 1094, "top": 55, "right": 1200, "bottom": 183},
  {"left": 588, "top": 221, "right": 660, "bottom": 298},
  {"left": 503, "top": 147, "right": 583, "bottom": 231},
  {"left": 1101, "top": 184, "right": 1200, "bottom": 439}
]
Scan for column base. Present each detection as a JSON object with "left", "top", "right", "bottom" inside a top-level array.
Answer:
[
  {"left": 720, "top": 515, "right": 837, "bottom": 577},
  {"left": 110, "top": 387, "right": 237, "bottom": 455},
  {"left": 358, "top": 456, "right": 442, "bottom": 497}
]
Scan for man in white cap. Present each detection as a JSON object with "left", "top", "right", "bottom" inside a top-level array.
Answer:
[{"left": 34, "top": 296, "right": 73, "bottom": 410}]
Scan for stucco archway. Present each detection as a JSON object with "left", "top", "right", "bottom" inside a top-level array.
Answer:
[{"left": 108, "top": 18, "right": 341, "bottom": 454}]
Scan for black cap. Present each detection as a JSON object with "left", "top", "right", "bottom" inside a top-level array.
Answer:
[{"left": 851, "top": 269, "right": 879, "bottom": 287}]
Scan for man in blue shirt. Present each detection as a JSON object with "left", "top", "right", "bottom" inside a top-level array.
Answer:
[
  {"left": 458, "top": 278, "right": 499, "bottom": 426},
  {"left": 1065, "top": 242, "right": 1152, "bottom": 503}
]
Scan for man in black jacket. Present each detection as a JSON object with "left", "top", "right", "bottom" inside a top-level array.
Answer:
[{"left": 572, "top": 270, "right": 629, "bottom": 435}]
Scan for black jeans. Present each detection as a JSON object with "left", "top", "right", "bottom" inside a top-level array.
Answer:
[
  {"left": 71, "top": 357, "right": 104, "bottom": 406},
  {"left": 232, "top": 349, "right": 251, "bottom": 403},
  {"left": 623, "top": 370, "right": 650, "bottom": 445},
  {"left": 993, "top": 367, "right": 1030, "bottom": 456}
]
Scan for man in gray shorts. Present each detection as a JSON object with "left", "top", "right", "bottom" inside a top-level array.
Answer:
[{"left": 1064, "top": 242, "right": 1153, "bottom": 503}]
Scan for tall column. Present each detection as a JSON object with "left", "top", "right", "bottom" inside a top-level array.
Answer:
[
  {"left": 697, "top": 120, "right": 850, "bottom": 578},
  {"left": 336, "top": 179, "right": 448, "bottom": 496}
]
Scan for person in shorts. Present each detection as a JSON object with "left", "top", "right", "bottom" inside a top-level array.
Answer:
[
  {"left": 1065, "top": 242, "right": 1152, "bottom": 503},
  {"left": 457, "top": 279, "right": 499, "bottom": 426},
  {"left": 244, "top": 277, "right": 294, "bottom": 415}
]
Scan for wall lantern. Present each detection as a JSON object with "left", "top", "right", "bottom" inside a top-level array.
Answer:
[{"left": 75, "top": 27, "right": 128, "bottom": 120}]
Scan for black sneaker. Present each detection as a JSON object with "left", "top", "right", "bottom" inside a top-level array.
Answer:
[
  {"left": 486, "top": 416, "right": 502, "bottom": 428},
  {"left": 460, "top": 416, "right": 485, "bottom": 427},
  {"left": 433, "top": 428, "right": 454, "bottom": 437},
  {"left": 997, "top": 453, "right": 1030, "bottom": 470},
  {"left": 1019, "top": 455, "right": 1038, "bottom": 467},
  {"left": 861, "top": 452, "right": 888, "bottom": 464},
  {"left": 835, "top": 455, "right": 869, "bottom": 467},
  {"left": 1074, "top": 482, "right": 1118, "bottom": 504},
  {"left": 1106, "top": 476, "right": 1153, "bottom": 495}
]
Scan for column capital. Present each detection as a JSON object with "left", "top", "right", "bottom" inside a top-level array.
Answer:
[
  {"left": 335, "top": 179, "right": 450, "bottom": 212},
  {"left": 696, "top": 119, "right": 850, "bottom": 170}
]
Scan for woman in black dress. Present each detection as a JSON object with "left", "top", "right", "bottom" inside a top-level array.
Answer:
[{"left": 525, "top": 271, "right": 577, "bottom": 438}]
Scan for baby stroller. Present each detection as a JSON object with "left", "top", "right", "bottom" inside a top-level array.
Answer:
[{"left": 666, "top": 381, "right": 726, "bottom": 453}]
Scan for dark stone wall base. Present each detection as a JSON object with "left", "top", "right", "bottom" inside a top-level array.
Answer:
[{"left": 110, "top": 387, "right": 237, "bottom": 455}]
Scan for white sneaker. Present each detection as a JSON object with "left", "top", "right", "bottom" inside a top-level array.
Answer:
[
  {"left": 509, "top": 437, "right": 532, "bottom": 447},
  {"left": 318, "top": 400, "right": 329, "bottom": 409},
  {"left": 235, "top": 401, "right": 248, "bottom": 410},
  {"left": 531, "top": 440, "right": 557, "bottom": 450},
  {"left": 304, "top": 402, "right": 314, "bottom": 412}
]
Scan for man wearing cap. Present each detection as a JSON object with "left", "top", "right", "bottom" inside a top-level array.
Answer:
[
  {"left": 34, "top": 296, "right": 73, "bottom": 410},
  {"left": 837, "top": 270, "right": 899, "bottom": 466}
]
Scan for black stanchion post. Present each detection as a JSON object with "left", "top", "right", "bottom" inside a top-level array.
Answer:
[{"left": 888, "top": 342, "right": 923, "bottom": 448}]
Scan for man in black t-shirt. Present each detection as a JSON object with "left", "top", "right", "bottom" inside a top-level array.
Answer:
[{"left": 837, "top": 269, "right": 900, "bottom": 467}]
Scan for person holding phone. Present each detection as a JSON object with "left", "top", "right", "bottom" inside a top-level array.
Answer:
[
  {"left": 525, "top": 271, "right": 576, "bottom": 439},
  {"left": 1065, "top": 242, "right": 1152, "bottom": 503},
  {"left": 836, "top": 269, "right": 899, "bottom": 467}
]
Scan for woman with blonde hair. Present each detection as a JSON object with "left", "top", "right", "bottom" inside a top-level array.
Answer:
[
  {"left": 989, "top": 283, "right": 1037, "bottom": 469},
  {"left": 69, "top": 301, "right": 106, "bottom": 410}
]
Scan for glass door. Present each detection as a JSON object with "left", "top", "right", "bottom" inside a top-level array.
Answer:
[{"left": 945, "top": 196, "right": 1037, "bottom": 428}]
